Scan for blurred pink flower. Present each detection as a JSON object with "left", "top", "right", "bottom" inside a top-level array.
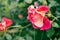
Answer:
[
  {"left": 0, "top": 17, "right": 12, "bottom": 31},
  {"left": 27, "top": 5, "right": 51, "bottom": 30}
]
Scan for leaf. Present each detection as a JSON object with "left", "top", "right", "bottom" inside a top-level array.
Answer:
[
  {"left": 54, "top": 37, "right": 57, "bottom": 40},
  {"left": 18, "top": 2, "right": 26, "bottom": 8},
  {"left": 48, "top": 0, "right": 59, "bottom": 8},
  {"left": 11, "top": 25, "right": 22, "bottom": 28},
  {"left": 24, "top": 0, "right": 32, "bottom": 4},
  {"left": 13, "top": 36, "right": 25, "bottom": 40},
  {"left": 29, "top": 30, "right": 37, "bottom": 36},
  {"left": 18, "top": 37, "right": 25, "bottom": 40},
  {"left": 46, "top": 28, "right": 55, "bottom": 38},
  {"left": 0, "top": 16, "right": 2, "bottom": 21},
  {"left": 5, "top": 33, "right": 12, "bottom": 40},
  {"left": 52, "top": 22, "right": 59, "bottom": 28},
  {"left": 38, "top": 0, "right": 43, "bottom": 3},
  {"left": 55, "top": 11, "right": 60, "bottom": 16},
  {"left": 8, "top": 28, "right": 19, "bottom": 33},
  {"left": 26, "top": 34, "right": 33, "bottom": 40},
  {"left": 58, "top": 38, "right": 60, "bottom": 40}
]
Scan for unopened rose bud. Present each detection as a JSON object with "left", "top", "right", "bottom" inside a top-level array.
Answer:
[
  {"left": 18, "top": 14, "right": 23, "bottom": 19},
  {"left": 48, "top": 13, "right": 52, "bottom": 17}
]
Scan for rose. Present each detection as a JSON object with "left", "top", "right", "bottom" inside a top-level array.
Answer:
[
  {"left": 27, "top": 5, "right": 51, "bottom": 30},
  {"left": 0, "top": 17, "right": 12, "bottom": 31}
]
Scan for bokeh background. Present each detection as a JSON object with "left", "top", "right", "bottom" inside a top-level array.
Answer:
[{"left": 0, "top": 0, "right": 60, "bottom": 40}]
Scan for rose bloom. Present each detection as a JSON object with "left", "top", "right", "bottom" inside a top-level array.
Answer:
[
  {"left": 27, "top": 5, "right": 51, "bottom": 30},
  {"left": 0, "top": 17, "right": 12, "bottom": 31}
]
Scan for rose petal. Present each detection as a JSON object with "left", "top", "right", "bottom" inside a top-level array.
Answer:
[
  {"left": 2, "top": 17, "right": 12, "bottom": 27},
  {"left": 33, "top": 14, "right": 43, "bottom": 27},
  {"left": 28, "top": 5, "right": 35, "bottom": 13},
  {"left": 32, "top": 24, "right": 38, "bottom": 29},
  {"left": 37, "top": 5, "right": 49, "bottom": 13},
  {"left": 28, "top": 12, "right": 44, "bottom": 28},
  {"left": 40, "top": 16, "right": 51, "bottom": 30},
  {"left": 0, "top": 23, "right": 6, "bottom": 31},
  {"left": 35, "top": 5, "right": 48, "bottom": 17}
]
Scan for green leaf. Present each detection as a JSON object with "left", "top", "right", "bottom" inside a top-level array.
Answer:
[
  {"left": 38, "top": 0, "right": 43, "bottom": 3},
  {"left": 58, "top": 38, "right": 60, "bottom": 40},
  {"left": 11, "top": 25, "right": 22, "bottom": 28},
  {"left": 46, "top": 28, "right": 55, "bottom": 38},
  {"left": 29, "top": 30, "right": 37, "bottom": 36},
  {"left": 5, "top": 33, "right": 12, "bottom": 40},
  {"left": 8, "top": 28, "right": 19, "bottom": 33},
  {"left": 18, "top": 37, "right": 25, "bottom": 40},
  {"left": 24, "top": 0, "right": 32, "bottom": 4},
  {"left": 18, "top": 2, "right": 26, "bottom": 8},
  {"left": 52, "top": 22, "right": 59, "bottom": 28},
  {"left": 48, "top": 0, "right": 59, "bottom": 8},
  {"left": 56, "top": 11, "right": 60, "bottom": 16},
  {"left": 13, "top": 36, "right": 25, "bottom": 40},
  {"left": 54, "top": 37, "right": 57, "bottom": 40},
  {"left": 26, "top": 34, "right": 33, "bottom": 40}
]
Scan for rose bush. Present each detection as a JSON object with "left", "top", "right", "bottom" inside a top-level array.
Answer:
[{"left": 0, "top": 0, "right": 60, "bottom": 40}]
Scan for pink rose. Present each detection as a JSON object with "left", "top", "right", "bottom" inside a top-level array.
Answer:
[
  {"left": 27, "top": 5, "right": 51, "bottom": 30},
  {"left": 0, "top": 17, "right": 12, "bottom": 31}
]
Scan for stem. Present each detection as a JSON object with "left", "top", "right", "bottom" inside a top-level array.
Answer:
[
  {"left": 51, "top": 16, "right": 60, "bottom": 24},
  {"left": 2, "top": 29, "right": 7, "bottom": 39},
  {"left": 24, "top": 24, "right": 31, "bottom": 28},
  {"left": 0, "top": 13, "right": 2, "bottom": 21},
  {"left": 20, "top": 23, "right": 31, "bottom": 31},
  {"left": 56, "top": 16, "right": 60, "bottom": 18},
  {"left": 34, "top": 29, "right": 35, "bottom": 40},
  {"left": 41, "top": 31, "right": 44, "bottom": 40},
  {"left": 19, "top": 23, "right": 31, "bottom": 37}
]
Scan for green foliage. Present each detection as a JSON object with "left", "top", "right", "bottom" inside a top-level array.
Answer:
[
  {"left": 0, "top": 0, "right": 60, "bottom": 40},
  {"left": 5, "top": 33, "right": 12, "bottom": 40},
  {"left": 52, "top": 22, "right": 60, "bottom": 28},
  {"left": 46, "top": 28, "right": 55, "bottom": 38}
]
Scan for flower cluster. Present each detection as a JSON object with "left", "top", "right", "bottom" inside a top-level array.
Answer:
[
  {"left": 0, "top": 17, "right": 12, "bottom": 31},
  {"left": 27, "top": 5, "right": 51, "bottom": 30}
]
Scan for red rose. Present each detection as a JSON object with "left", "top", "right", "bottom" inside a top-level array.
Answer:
[
  {"left": 27, "top": 5, "right": 51, "bottom": 30},
  {"left": 0, "top": 17, "right": 12, "bottom": 31}
]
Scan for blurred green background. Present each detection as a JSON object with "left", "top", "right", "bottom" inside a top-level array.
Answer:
[{"left": 0, "top": 0, "right": 60, "bottom": 40}]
